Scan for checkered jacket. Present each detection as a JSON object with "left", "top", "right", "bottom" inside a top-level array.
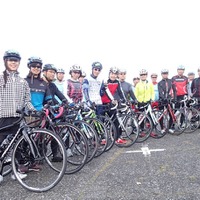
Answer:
[{"left": 0, "top": 71, "right": 35, "bottom": 118}]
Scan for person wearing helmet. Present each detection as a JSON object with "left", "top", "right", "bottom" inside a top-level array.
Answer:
[
  {"left": 42, "top": 64, "right": 67, "bottom": 106},
  {"left": 0, "top": 50, "right": 35, "bottom": 181},
  {"left": 187, "top": 72, "right": 195, "bottom": 97},
  {"left": 42, "top": 64, "right": 69, "bottom": 160},
  {"left": 172, "top": 65, "right": 188, "bottom": 106},
  {"left": 66, "top": 64, "right": 83, "bottom": 104},
  {"left": 134, "top": 69, "right": 155, "bottom": 104},
  {"left": 54, "top": 68, "right": 66, "bottom": 103},
  {"left": 25, "top": 57, "right": 52, "bottom": 111},
  {"left": 118, "top": 68, "right": 137, "bottom": 103},
  {"left": 82, "top": 62, "right": 104, "bottom": 115},
  {"left": 151, "top": 73, "right": 159, "bottom": 102},
  {"left": 101, "top": 66, "right": 127, "bottom": 144},
  {"left": 158, "top": 69, "right": 176, "bottom": 134},
  {"left": 79, "top": 71, "right": 86, "bottom": 84},
  {"left": 191, "top": 68, "right": 200, "bottom": 106}
]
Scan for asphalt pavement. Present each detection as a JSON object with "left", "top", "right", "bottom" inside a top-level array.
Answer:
[{"left": 1, "top": 130, "right": 200, "bottom": 200}]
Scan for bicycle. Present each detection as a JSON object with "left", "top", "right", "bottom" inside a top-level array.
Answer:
[{"left": 0, "top": 108, "right": 67, "bottom": 192}]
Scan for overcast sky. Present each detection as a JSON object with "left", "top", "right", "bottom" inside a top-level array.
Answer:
[{"left": 0, "top": 0, "right": 200, "bottom": 82}]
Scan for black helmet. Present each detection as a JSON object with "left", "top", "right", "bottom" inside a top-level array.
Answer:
[
  {"left": 27, "top": 57, "right": 43, "bottom": 68},
  {"left": 92, "top": 62, "right": 102, "bottom": 70},
  {"left": 42, "top": 64, "right": 57, "bottom": 72},
  {"left": 3, "top": 50, "right": 21, "bottom": 61}
]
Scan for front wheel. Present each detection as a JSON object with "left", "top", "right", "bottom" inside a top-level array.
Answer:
[{"left": 12, "top": 128, "right": 67, "bottom": 192}]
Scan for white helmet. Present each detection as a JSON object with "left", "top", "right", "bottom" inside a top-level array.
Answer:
[
  {"left": 177, "top": 65, "right": 185, "bottom": 70},
  {"left": 57, "top": 68, "right": 65, "bottom": 74},
  {"left": 161, "top": 69, "right": 169, "bottom": 74},
  {"left": 69, "top": 64, "right": 82, "bottom": 75},
  {"left": 118, "top": 68, "right": 127, "bottom": 74},
  {"left": 109, "top": 66, "right": 119, "bottom": 74},
  {"left": 139, "top": 69, "right": 148, "bottom": 75}
]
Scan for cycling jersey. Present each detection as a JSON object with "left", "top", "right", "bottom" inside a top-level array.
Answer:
[
  {"left": 152, "top": 82, "right": 159, "bottom": 101},
  {"left": 191, "top": 77, "right": 200, "bottom": 98},
  {"left": 171, "top": 75, "right": 188, "bottom": 96},
  {"left": 66, "top": 79, "right": 83, "bottom": 103},
  {"left": 53, "top": 79, "right": 67, "bottom": 103},
  {"left": 158, "top": 78, "right": 176, "bottom": 100},
  {"left": 134, "top": 80, "right": 155, "bottom": 103},
  {"left": 82, "top": 74, "right": 103, "bottom": 104},
  {"left": 25, "top": 76, "right": 52, "bottom": 111},
  {"left": 101, "top": 79, "right": 126, "bottom": 103},
  {"left": 120, "top": 81, "right": 137, "bottom": 101}
]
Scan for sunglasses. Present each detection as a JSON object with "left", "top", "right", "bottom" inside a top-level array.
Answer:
[
  {"left": 31, "top": 64, "right": 42, "bottom": 69},
  {"left": 140, "top": 74, "right": 147, "bottom": 76},
  {"left": 94, "top": 68, "right": 101, "bottom": 72},
  {"left": 151, "top": 76, "right": 157, "bottom": 78},
  {"left": 7, "top": 58, "right": 20, "bottom": 62},
  {"left": 73, "top": 71, "right": 81, "bottom": 74}
]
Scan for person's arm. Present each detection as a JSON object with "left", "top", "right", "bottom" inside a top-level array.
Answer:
[
  {"left": 128, "top": 83, "right": 137, "bottom": 102},
  {"left": 158, "top": 81, "right": 165, "bottom": 100},
  {"left": 150, "top": 83, "right": 155, "bottom": 101},
  {"left": 117, "top": 82, "right": 126, "bottom": 102}
]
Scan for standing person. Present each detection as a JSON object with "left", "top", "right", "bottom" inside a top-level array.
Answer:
[
  {"left": 79, "top": 71, "right": 86, "bottom": 84},
  {"left": 82, "top": 62, "right": 104, "bottom": 115},
  {"left": 132, "top": 77, "right": 140, "bottom": 91},
  {"left": 151, "top": 73, "right": 159, "bottom": 101},
  {"left": 25, "top": 57, "right": 51, "bottom": 111},
  {"left": 187, "top": 72, "right": 195, "bottom": 97},
  {"left": 0, "top": 50, "right": 35, "bottom": 181},
  {"left": 171, "top": 65, "right": 188, "bottom": 106},
  {"left": 101, "top": 67, "right": 127, "bottom": 144},
  {"left": 134, "top": 69, "right": 155, "bottom": 105},
  {"left": 118, "top": 68, "right": 137, "bottom": 103},
  {"left": 54, "top": 68, "right": 66, "bottom": 103},
  {"left": 42, "top": 64, "right": 69, "bottom": 161},
  {"left": 158, "top": 69, "right": 176, "bottom": 133},
  {"left": 191, "top": 68, "right": 200, "bottom": 106},
  {"left": 66, "top": 65, "right": 83, "bottom": 104},
  {"left": 42, "top": 64, "right": 67, "bottom": 105}
]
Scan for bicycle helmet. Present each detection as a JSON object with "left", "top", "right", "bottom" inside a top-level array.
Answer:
[
  {"left": 151, "top": 73, "right": 158, "bottom": 77},
  {"left": 109, "top": 66, "right": 119, "bottom": 74},
  {"left": 69, "top": 64, "right": 82, "bottom": 75},
  {"left": 139, "top": 69, "right": 148, "bottom": 75},
  {"left": 27, "top": 57, "right": 43, "bottom": 68},
  {"left": 187, "top": 72, "right": 195, "bottom": 76},
  {"left": 118, "top": 68, "right": 127, "bottom": 74},
  {"left": 177, "top": 65, "right": 185, "bottom": 70},
  {"left": 57, "top": 68, "right": 65, "bottom": 74},
  {"left": 42, "top": 64, "right": 57, "bottom": 72},
  {"left": 92, "top": 62, "right": 102, "bottom": 70},
  {"left": 3, "top": 50, "right": 21, "bottom": 60},
  {"left": 161, "top": 69, "right": 169, "bottom": 74}
]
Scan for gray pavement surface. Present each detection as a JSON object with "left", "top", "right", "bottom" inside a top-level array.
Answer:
[{"left": 1, "top": 130, "right": 200, "bottom": 200}]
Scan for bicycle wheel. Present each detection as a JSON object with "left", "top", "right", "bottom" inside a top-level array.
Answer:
[
  {"left": 73, "top": 120, "right": 98, "bottom": 163},
  {"left": 169, "top": 108, "right": 187, "bottom": 135},
  {"left": 134, "top": 111, "right": 152, "bottom": 143},
  {"left": 184, "top": 107, "right": 200, "bottom": 133},
  {"left": 57, "top": 122, "right": 89, "bottom": 174},
  {"left": 115, "top": 114, "right": 139, "bottom": 147},
  {"left": 97, "top": 115, "right": 117, "bottom": 152},
  {"left": 11, "top": 128, "right": 67, "bottom": 192},
  {"left": 151, "top": 110, "right": 169, "bottom": 139},
  {"left": 84, "top": 117, "right": 108, "bottom": 157}
]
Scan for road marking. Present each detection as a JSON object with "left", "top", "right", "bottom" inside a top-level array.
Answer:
[{"left": 126, "top": 148, "right": 166, "bottom": 156}]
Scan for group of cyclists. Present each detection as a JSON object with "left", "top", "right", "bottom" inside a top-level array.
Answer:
[{"left": 0, "top": 49, "right": 200, "bottom": 185}]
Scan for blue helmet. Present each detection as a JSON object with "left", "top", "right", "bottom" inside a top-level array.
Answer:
[
  {"left": 3, "top": 50, "right": 21, "bottom": 61},
  {"left": 92, "top": 62, "right": 102, "bottom": 70},
  {"left": 27, "top": 57, "right": 43, "bottom": 68},
  {"left": 42, "top": 64, "right": 57, "bottom": 72}
]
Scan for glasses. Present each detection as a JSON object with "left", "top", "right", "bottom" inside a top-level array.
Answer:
[
  {"left": 151, "top": 76, "right": 157, "bottom": 78},
  {"left": 31, "top": 64, "right": 42, "bottom": 69},
  {"left": 73, "top": 71, "right": 80, "bottom": 74},
  {"left": 140, "top": 74, "right": 147, "bottom": 76},
  {"left": 7, "top": 58, "right": 20, "bottom": 62},
  {"left": 94, "top": 68, "right": 101, "bottom": 72}
]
